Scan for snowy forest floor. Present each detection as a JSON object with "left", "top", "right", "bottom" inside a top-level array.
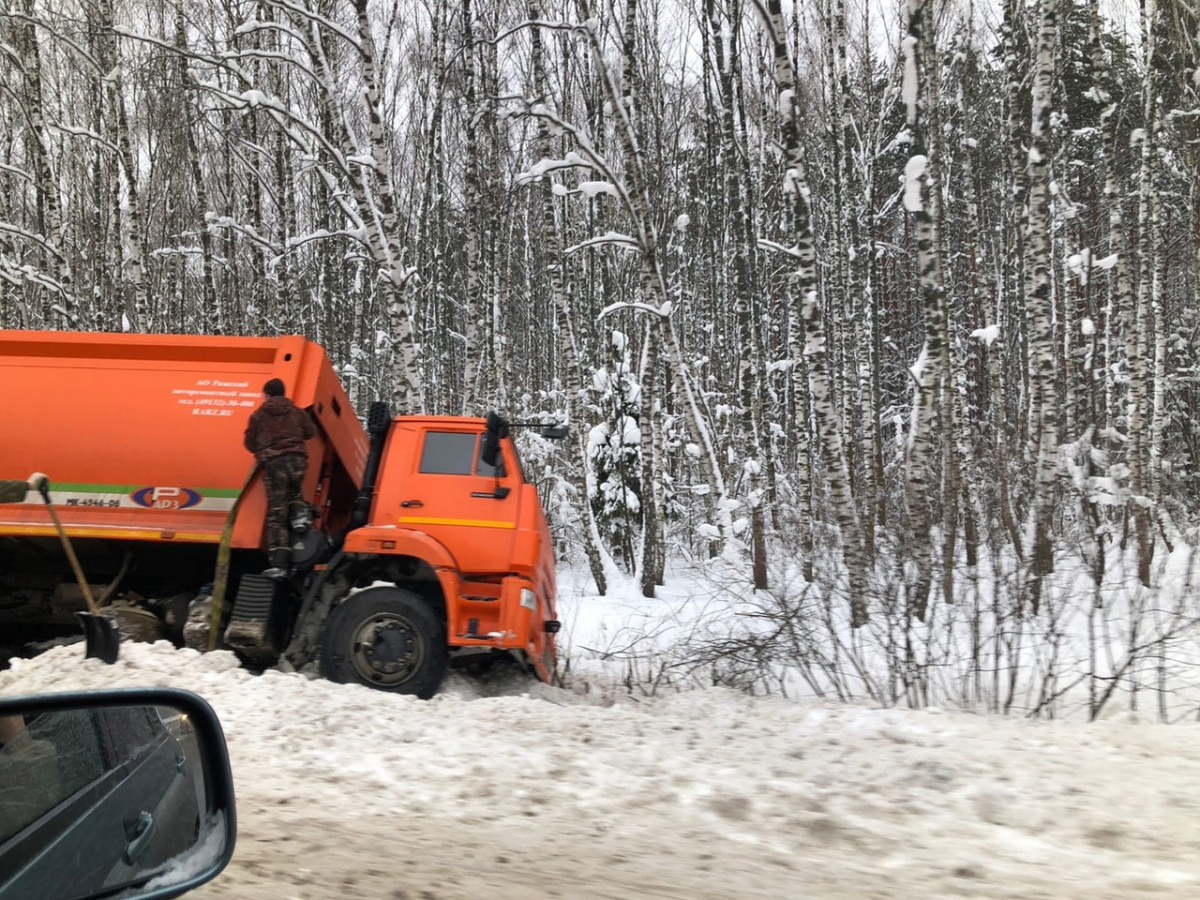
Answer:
[{"left": 4, "top": 563, "right": 1200, "bottom": 898}]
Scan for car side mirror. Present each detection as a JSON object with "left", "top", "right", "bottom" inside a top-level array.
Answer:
[{"left": 0, "top": 688, "right": 237, "bottom": 900}]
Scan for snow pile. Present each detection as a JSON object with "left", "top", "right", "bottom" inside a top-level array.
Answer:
[{"left": 4, "top": 636, "right": 1200, "bottom": 899}]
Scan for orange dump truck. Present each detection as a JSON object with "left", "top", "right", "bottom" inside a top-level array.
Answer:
[{"left": 0, "top": 330, "right": 562, "bottom": 698}]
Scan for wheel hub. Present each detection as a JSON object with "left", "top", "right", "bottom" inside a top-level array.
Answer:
[{"left": 350, "top": 613, "right": 425, "bottom": 686}]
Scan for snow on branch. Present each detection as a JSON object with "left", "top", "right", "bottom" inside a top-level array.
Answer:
[
  {"left": 491, "top": 17, "right": 581, "bottom": 46},
  {"left": 205, "top": 216, "right": 282, "bottom": 254},
  {"left": 565, "top": 232, "right": 640, "bottom": 254},
  {"left": 0, "top": 222, "right": 67, "bottom": 261},
  {"left": 0, "top": 41, "right": 24, "bottom": 72},
  {"left": 578, "top": 181, "right": 619, "bottom": 198},
  {"left": 514, "top": 152, "right": 593, "bottom": 183},
  {"left": 517, "top": 105, "right": 637, "bottom": 220},
  {"left": 5, "top": 10, "right": 103, "bottom": 74},
  {"left": 235, "top": 89, "right": 289, "bottom": 113},
  {"left": 220, "top": 47, "right": 320, "bottom": 85},
  {"left": 0, "top": 162, "right": 34, "bottom": 185},
  {"left": 285, "top": 229, "right": 369, "bottom": 254},
  {"left": 599, "top": 300, "right": 672, "bottom": 319},
  {"left": 1, "top": 261, "right": 70, "bottom": 299},
  {"left": 49, "top": 303, "right": 78, "bottom": 323},
  {"left": 195, "top": 83, "right": 363, "bottom": 197},
  {"left": 112, "top": 26, "right": 252, "bottom": 88},
  {"left": 970, "top": 325, "right": 1001, "bottom": 347},
  {"left": 50, "top": 123, "right": 119, "bottom": 155},
  {"left": 262, "top": 0, "right": 362, "bottom": 53},
  {"left": 757, "top": 239, "right": 801, "bottom": 258}
]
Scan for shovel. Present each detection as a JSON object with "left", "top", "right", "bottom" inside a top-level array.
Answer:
[{"left": 34, "top": 479, "right": 121, "bottom": 664}]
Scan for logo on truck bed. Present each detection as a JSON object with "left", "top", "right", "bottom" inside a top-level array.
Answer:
[{"left": 131, "top": 487, "right": 203, "bottom": 510}]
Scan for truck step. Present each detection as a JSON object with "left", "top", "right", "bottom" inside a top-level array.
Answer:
[{"left": 223, "top": 574, "right": 290, "bottom": 659}]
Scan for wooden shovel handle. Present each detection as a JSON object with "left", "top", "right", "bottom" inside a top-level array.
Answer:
[{"left": 38, "top": 483, "right": 101, "bottom": 616}]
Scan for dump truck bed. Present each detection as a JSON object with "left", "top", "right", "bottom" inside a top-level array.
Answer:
[{"left": 0, "top": 331, "right": 368, "bottom": 549}]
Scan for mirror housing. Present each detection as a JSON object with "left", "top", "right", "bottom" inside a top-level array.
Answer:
[
  {"left": 541, "top": 424, "right": 569, "bottom": 440},
  {"left": 482, "top": 412, "right": 509, "bottom": 470},
  {"left": 0, "top": 687, "right": 236, "bottom": 900}
]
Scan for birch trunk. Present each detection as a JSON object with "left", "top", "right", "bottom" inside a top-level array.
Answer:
[
  {"left": 175, "top": 4, "right": 220, "bottom": 331},
  {"left": 1123, "top": 0, "right": 1155, "bottom": 585},
  {"left": 1141, "top": 1, "right": 1166, "bottom": 540},
  {"left": 1024, "top": 0, "right": 1060, "bottom": 602},
  {"left": 762, "top": 0, "right": 868, "bottom": 626},
  {"left": 706, "top": 0, "right": 767, "bottom": 589},
  {"left": 900, "top": 0, "right": 947, "bottom": 621},
  {"left": 637, "top": 318, "right": 666, "bottom": 595},
  {"left": 995, "top": 0, "right": 1026, "bottom": 560},
  {"left": 953, "top": 26, "right": 983, "bottom": 575},
  {"left": 19, "top": 0, "right": 72, "bottom": 316},
  {"left": 530, "top": 1, "right": 610, "bottom": 594},
  {"left": 574, "top": 4, "right": 733, "bottom": 552},
  {"left": 98, "top": 0, "right": 149, "bottom": 330},
  {"left": 619, "top": 0, "right": 667, "bottom": 591},
  {"left": 461, "top": 0, "right": 484, "bottom": 415},
  {"left": 278, "top": 0, "right": 421, "bottom": 411},
  {"left": 349, "top": 0, "right": 422, "bottom": 414}
]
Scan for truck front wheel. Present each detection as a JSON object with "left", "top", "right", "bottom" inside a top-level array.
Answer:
[{"left": 320, "top": 587, "right": 447, "bottom": 699}]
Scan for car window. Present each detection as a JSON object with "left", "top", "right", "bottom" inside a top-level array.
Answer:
[
  {"left": 0, "top": 710, "right": 106, "bottom": 841},
  {"left": 419, "top": 432, "right": 505, "bottom": 477},
  {"left": 419, "top": 432, "right": 475, "bottom": 474},
  {"left": 27, "top": 710, "right": 107, "bottom": 790},
  {"left": 97, "top": 706, "right": 164, "bottom": 765}
]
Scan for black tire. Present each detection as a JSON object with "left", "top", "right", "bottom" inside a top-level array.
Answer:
[{"left": 319, "top": 587, "right": 447, "bottom": 699}]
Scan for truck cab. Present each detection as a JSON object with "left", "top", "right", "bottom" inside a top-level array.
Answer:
[{"left": 298, "top": 411, "right": 560, "bottom": 698}]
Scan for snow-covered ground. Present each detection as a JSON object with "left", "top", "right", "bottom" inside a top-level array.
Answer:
[{"left": 4, "top": 568, "right": 1200, "bottom": 899}]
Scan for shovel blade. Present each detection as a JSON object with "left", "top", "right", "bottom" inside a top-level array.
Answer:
[{"left": 76, "top": 612, "right": 120, "bottom": 664}]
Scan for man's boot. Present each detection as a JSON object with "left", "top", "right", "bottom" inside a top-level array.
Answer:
[
  {"left": 261, "top": 547, "right": 290, "bottom": 581},
  {"left": 289, "top": 500, "right": 313, "bottom": 533}
]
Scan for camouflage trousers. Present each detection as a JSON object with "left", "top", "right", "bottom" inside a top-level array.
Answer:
[{"left": 261, "top": 454, "right": 307, "bottom": 552}]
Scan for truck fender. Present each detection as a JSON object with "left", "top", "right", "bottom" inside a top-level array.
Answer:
[{"left": 341, "top": 528, "right": 460, "bottom": 572}]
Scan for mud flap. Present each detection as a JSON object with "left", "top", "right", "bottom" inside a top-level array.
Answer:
[{"left": 76, "top": 612, "right": 120, "bottom": 664}]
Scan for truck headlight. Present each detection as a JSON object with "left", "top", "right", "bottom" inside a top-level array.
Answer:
[{"left": 519, "top": 588, "right": 537, "bottom": 611}]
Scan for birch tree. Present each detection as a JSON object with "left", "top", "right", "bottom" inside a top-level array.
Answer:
[
  {"left": 899, "top": 0, "right": 947, "bottom": 621},
  {"left": 7, "top": 0, "right": 73, "bottom": 318},
  {"left": 1023, "top": 0, "right": 1060, "bottom": 604},
  {"left": 758, "top": 0, "right": 868, "bottom": 627},
  {"left": 705, "top": 0, "right": 768, "bottom": 589},
  {"left": 1135, "top": 0, "right": 1165, "bottom": 578},
  {"left": 460, "top": 0, "right": 485, "bottom": 413},
  {"left": 528, "top": 0, "right": 612, "bottom": 594}
]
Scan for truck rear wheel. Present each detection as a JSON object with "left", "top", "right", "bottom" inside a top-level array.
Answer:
[{"left": 319, "top": 587, "right": 446, "bottom": 699}]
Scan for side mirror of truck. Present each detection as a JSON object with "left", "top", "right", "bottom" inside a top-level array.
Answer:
[
  {"left": 482, "top": 413, "right": 509, "bottom": 470},
  {"left": 541, "top": 424, "right": 569, "bottom": 440},
  {"left": 0, "top": 687, "right": 237, "bottom": 900}
]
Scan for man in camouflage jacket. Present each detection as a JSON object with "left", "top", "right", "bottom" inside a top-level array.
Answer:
[{"left": 243, "top": 379, "right": 316, "bottom": 578}]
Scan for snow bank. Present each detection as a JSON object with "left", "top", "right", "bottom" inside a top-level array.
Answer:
[{"left": 4, "top": 624, "right": 1200, "bottom": 898}]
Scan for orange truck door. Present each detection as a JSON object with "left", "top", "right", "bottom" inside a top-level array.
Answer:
[{"left": 376, "top": 424, "right": 519, "bottom": 575}]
